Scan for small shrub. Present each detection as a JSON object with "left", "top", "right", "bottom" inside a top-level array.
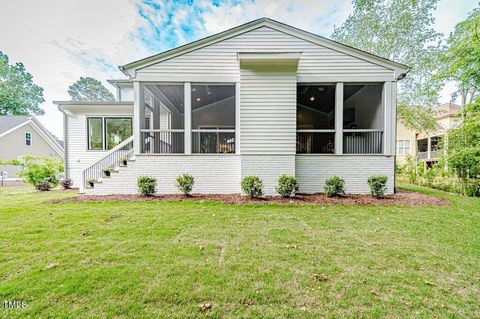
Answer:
[
  {"left": 241, "top": 176, "right": 263, "bottom": 198},
  {"left": 324, "top": 176, "right": 345, "bottom": 197},
  {"left": 16, "top": 155, "right": 63, "bottom": 188},
  {"left": 176, "top": 173, "right": 194, "bottom": 196},
  {"left": 367, "top": 175, "right": 388, "bottom": 198},
  {"left": 137, "top": 176, "right": 157, "bottom": 196},
  {"left": 87, "top": 179, "right": 96, "bottom": 187},
  {"left": 35, "top": 182, "right": 51, "bottom": 191},
  {"left": 275, "top": 174, "right": 299, "bottom": 197},
  {"left": 61, "top": 178, "right": 73, "bottom": 189}
]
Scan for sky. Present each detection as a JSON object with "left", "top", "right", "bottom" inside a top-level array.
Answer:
[{"left": 0, "top": 0, "right": 478, "bottom": 138}]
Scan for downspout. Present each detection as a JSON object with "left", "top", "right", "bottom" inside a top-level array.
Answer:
[{"left": 57, "top": 105, "right": 72, "bottom": 188}]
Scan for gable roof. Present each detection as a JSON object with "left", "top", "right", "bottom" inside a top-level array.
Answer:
[
  {"left": 0, "top": 115, "right": 64, "bottom": 157},
  {"left": 121, "top": 17, "right": 409, "bottom": 79}
]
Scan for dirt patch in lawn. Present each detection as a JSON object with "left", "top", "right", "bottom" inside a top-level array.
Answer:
[{"left": 49, "top": 189, "right": 449, "bottom": 207}]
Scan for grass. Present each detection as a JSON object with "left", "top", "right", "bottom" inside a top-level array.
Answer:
[{"left": 0, "top": 185, "right": 479, "bottom": 318}]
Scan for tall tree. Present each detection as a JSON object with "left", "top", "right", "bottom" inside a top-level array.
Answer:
[
  {"left": 332, "top": 0, "right": 442, "bottom": 107},
  {"left": 397, "top": 104, "right": 437, "bottom": 134},
  {"left": 0, "top": 51, "right": 44, "bottom": 115},
  {"left": 68, "top": 77, "right": 115, "bottom": 101},
  {"left": 436, "top": 7, "right": 480, "bottom": 116}
]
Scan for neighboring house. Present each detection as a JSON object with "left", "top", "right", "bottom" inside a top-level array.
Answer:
[
  {"left": 55, "top": 18, "right": 408, "bottom": 195},
  {"left": 0, "top": 115, "right": 64, "bottom": 183},
  {"left": 396, "top": 102, "right": 461, "bottom": 165}
]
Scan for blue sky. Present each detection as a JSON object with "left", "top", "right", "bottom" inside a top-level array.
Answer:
[{"left": 0, "top": 0, "right": 477, "bottom": 136}]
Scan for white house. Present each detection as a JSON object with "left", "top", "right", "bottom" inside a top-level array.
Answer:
[{"left": 55, "top": 18, "right": 408, "bottom": 195}]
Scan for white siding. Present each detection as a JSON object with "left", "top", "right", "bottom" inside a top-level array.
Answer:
[
  {"left": 88, "top": 155, "right": 240, "bottom": 195},
  {"left": 295, "top": 155, "right": 395, "bottom": 194},
  {"left": 240, "top": 66, "right": 297, "bottom": 154},
  {"left": 136, "top": 26, "right": 395, "bottom": 82},
  {"left": 240, "top": 155, "right": 295, "bottom": 196}
]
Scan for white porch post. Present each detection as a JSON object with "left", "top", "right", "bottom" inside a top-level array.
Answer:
[
  {"left": 335, "top": 82, "right": 344, "bottom": 155},
  {"left": 235, "top": 82, "right": 241, "bottom": 154},
  {"left": 427, "top": 136, "right": 432, "bottom": 160},
  {"left": 134, "top": 82, "right": 145, "bottom": 155},
  {"left": 384, "top": 81, "right": 394, "bottom": 156},
  {"left": 184, "top": 82, "right": 191, "bottom": 154}
]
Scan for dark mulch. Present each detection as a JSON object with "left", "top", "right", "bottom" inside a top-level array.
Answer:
[{"left": 49, "top": 189, "right": 449, "bottom": 207}]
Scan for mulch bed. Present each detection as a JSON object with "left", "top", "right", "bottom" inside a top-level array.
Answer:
[{"left": 49, "top": 189, "right": 449, "bottom": 207}]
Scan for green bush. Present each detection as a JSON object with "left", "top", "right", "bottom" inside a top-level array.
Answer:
[
  {"left": 137, "top": 176, "right": 157, "bottom": 196},
  {"left": 367, "top": 175, "right": 388, "bottom": 198},
  {"left": 14, "top": 155, "right": 63, "bottom": 190},
  {"left": 275, "top": 174, "right": 299, "bottom": 197},
  {"left": 176, "top": 173, "right": 194, "bottom": 196},
  {"left": 241, "top": 176, "right": 263, "bottom": 198},
  {"left": 324, "top": 176, "right": 345, "bottom": 198}
]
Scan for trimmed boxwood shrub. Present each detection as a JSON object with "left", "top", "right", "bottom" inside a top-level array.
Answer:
[
  {"left": 368, "top": 175, "right": 388, "bottom": 198},
  {"left": 176, "top": 173, "right": 194, "bottom": 196},
  {"left": 241, "top": 176, "right": 263, "bottom": 198},
  {"left": 137, "top": 176, "right": 157, "bottom": 196},
  {"left": 324, "top": 176, "right": 345, "bottom": 197},
  {"left": 275, "top": 174, "right": 299, "bottom": 197}
]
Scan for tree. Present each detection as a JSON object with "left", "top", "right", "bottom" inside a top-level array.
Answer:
[
  {"left": 0, "top": 51, "right": 45, "bottom": 115},
  {"left": 332, "top": 0, "right": 443, "bottom": 107},
  {"left": 397, "top": 104, "right": 437, "bottom": 134},
  {"left": 436, "top": 7, "right": 480, "bottom": 117},
  {"left": 68, "top": 77, "right": 115, "bottom": 101}
]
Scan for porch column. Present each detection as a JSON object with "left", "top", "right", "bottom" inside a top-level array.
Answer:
[
  {"left": 427, "top": 136, "right": 432, "bottom": 160},
  {"left": 335, "top": 83, "right": 344, "bottom": 155},
  {"left": 184, "top": 82, "right": 191, "bottom": 154},
  {"left": 134, "top": 81, "right": 145, "bottom": 155},
  {"left": 235, "top": 82, "right": 241, "bottom": 154},
  {"left": 384, "top": 81, "right": 395, "bottom": 156}
]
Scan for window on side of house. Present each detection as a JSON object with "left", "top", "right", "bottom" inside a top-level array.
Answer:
[
  {"left": 396, "top": 140, "right": 411, "bottom": 155},
  {"left": 343, "top": 83, "right": 384, "bottom": 154},
  {"left": 25, "top": 132, "right": 32, "bottom": 146},
  {"left": 296, "top": 84, "right": 336, "bottom": 154},
  {"left": 105, "top": 118, "right": 132, "bottom": 150},
  {"left": 87, "top": 117, "right": 103, "bottom": 150},
  {"left": 17, "top": 156, "right": 25, "bottom": 171},
  {"left": 191, "top": 84, "right": 235, "bottom": 154}
]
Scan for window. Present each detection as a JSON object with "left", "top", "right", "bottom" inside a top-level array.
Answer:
[
  {"left": 17, "top": 156, "right": 25, "bottom": 171},
  {"left": 142, "top": 84, "right": 185, "bottom": 153},
  {"left": 343, "top": 83, "right": 384, "bottom": 154},
  {"left": 87, "top": 117, "right": 132, "bottom": 150},
  {"left": 191, "top": 84, "right": 235, "bottom": 153},
  {"left": 396, "top": 140, "right": 411, "bottom": 155},
  {"left": 25, "top": 132, "right": 32, "bottom": 146},
  {"left": 297, "top": 84, "right": 336, "bottom": 153}
]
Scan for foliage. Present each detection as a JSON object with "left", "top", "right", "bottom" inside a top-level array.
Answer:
[
  {"left": 367, "top": 176, "right": 388, "bottom": 198},
  {"left": 176, "top": 173, "right": 194, "bottom": 196},
  {"left": 332, "top": 0, "right": 442, "bottom": 106},
  {"left": 61, "top": 178, "right": 73, "bottom": 190},
  {"left": 7, "top": 156, "right": 64, "bottom": 189},
  {"left": 397, "top": 104, "right": 437, "bottom": 134},
  {"left": 275, "top": 174, "right": 299, "bottom": 197},
  {"left": 0, "top": 51, "right": 44, "bottom": 115},
  {"left": 35, "top": 183, "right": 51, "bottom": 191},
  {"left": 324, "top": 176, "right": 346, "bottom": 198},
  {"left": 68, "top": 77, "right": 115, "bottom": 101},
  {"left": 137, "top": 176, "right": 157, "bottom": 196},
  {"left": 241, "top": 176, "right": 263, "bottom": 198},
  {"left": 436, "top": 7, "right": 480, "bottom": 105}
]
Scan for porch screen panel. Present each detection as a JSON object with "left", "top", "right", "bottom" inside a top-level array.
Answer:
[
  {"left": 296, "top": 84, "right": 335, "bottom": 154},
  {"left": 191, "top": 84, "right": 235, "bottom": 154},
  {"left": 343, "top": 83, "right": 384, "bottom": 154},
  {"left": 142, "top": 84, "right": 185, "bottom": 153}
]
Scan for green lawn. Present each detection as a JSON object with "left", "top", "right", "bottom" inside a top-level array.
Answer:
[{"left": 0, "top": 185, "right": 479, "bottom": 318}]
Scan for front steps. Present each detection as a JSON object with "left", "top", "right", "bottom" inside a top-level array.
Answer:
[{"left": 85, "top": 158, "right": 138, "bottom": 195}]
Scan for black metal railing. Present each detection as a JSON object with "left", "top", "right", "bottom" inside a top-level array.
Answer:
[
  {"left": 296, "top": 131, "right": 335, "bottom": 154},
  {"left": 192, "top": 130, "right": 235, "bottom": 154},
  {"left": 82, "top": 136, "right": 134, "bottom": 188},
  {"left": 343, "top": 130, "right": 383, "bottom": 154},
  {"left": 141, "top": 130, "right": 184, "bottom": 154}
]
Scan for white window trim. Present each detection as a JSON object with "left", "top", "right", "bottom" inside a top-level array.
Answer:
[{"left": 17, "top": 155, "right": 25, "bottom": 171}]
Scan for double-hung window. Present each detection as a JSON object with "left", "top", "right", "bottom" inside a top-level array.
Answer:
[
  {"left": 191, "top": 84, "right": 235, "bottom": 154},
  {"left": 25, "top": 132, "right": 32, "bottom": 146},
  {"left": 87, "top": 117, "right": 132, "bottom": 151},
  {"left": 396, "top": 140, "right": 411, "bottom": 155}
]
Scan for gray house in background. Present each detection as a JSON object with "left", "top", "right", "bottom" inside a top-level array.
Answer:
[{"left": 0, "top": 115, "right": 64, "bottom": 183}]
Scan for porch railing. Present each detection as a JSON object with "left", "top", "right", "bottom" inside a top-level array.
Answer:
[
  {"left": 296, "top": 130, "right": 335, "bottom": 154},
  {"left": 343, "top": 129, "right": 383, "bottom": 154},
  {"left": 82, "top": 135, "right": 134, "bottom": 188},
  {"left": 192, "top": 130, "right": 235, "bottom": 154},
  {"left": 141, "top": 129, "right": 184, "bottom": 154}
]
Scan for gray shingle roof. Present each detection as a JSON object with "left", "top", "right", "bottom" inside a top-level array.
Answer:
[{"left": 0, "top": 115, "right": 32, "bottom": 135}]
